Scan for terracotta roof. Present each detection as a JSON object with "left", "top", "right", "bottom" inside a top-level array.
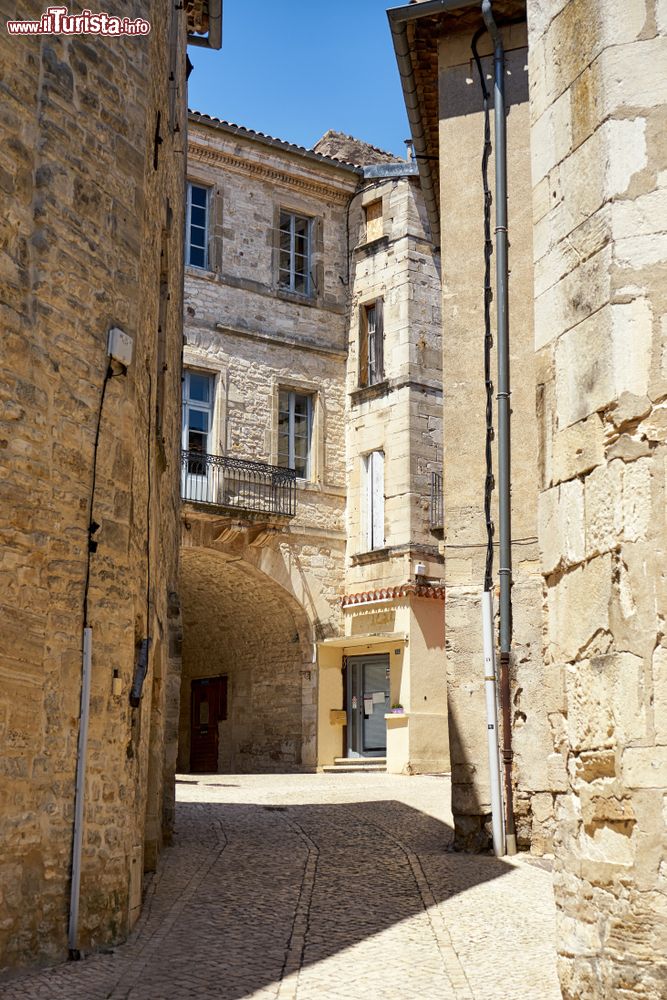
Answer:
[
  {"left": 341, "top": 584, "right": 446, "bottom": 607},
  {"left": 188, "top": 112, "right": 363, "bottom": 172}
]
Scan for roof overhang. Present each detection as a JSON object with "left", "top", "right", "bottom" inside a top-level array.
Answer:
[
  {"left": 387, "top": 0, "right": 526, "bottom": 247},
  {"left": 318, "top": 632, "right": 408, "bottom": 649},
  {"left": 188, "top": 112, "right": 363, "bottom": 178},
  {"left": 187, "top": 0, "right": 222, "bottom": 49}
]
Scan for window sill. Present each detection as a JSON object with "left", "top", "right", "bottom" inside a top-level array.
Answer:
[
  {"left": 185, "top": 264, "right": 217, "bottom": 280},
  {"left": 350, "top": 381, "right": 390, "bottom": 406},
  {"left": 276, "top": 287, "right": 318, "bottom": 308},
  {"left": 294, "top": 479, "right": 344, "bottom": 496},
  {"left": 352, "top": 235, "right": 389, "bottom": 258},
  {"left": 350, "top": 547, "right": 391, "bottom": 566}
]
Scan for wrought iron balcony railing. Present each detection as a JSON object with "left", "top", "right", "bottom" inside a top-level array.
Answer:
[
  {"left": 181, "top": 451, "right": 297, "bottom": 518},
  {"left": 430, "top": 471, "right": 443, "bottom": 532}
]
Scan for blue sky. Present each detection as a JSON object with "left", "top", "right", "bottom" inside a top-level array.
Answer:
[{"left": 188, "top": 0, "right": 410, "bottom": 158}]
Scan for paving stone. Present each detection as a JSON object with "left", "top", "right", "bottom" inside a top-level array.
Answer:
[{"left": 0, "top": 774, "right": 561, "bottom": 1000}]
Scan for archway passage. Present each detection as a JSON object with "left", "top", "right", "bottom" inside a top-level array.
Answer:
[{"left": 178, "top": 548, "right": 314, "bottom": 774}]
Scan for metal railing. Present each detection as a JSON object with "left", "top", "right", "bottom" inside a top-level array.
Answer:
[
  {"left": 430, "top": 471, "right": 443, "bottom": 531},
  {"left": 181, "top": 451, "right": 297, "bottom": 517}
]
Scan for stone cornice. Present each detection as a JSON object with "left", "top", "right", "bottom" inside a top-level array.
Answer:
[{"left": 189, "top": 142, "right": 356, "bottom": 205}]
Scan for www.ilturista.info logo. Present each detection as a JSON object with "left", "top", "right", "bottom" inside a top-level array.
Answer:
[{"left": 6, "top": 6, "right": 151, "bottom": 35}]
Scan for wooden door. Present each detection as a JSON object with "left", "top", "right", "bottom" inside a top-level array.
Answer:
[{"left": 190, "top": 676, "right": 227, "bottom": 773}]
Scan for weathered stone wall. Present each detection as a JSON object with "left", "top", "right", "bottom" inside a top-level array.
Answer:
[
  {"left": 437, "top": 26, "right": 557, "bottom": 851},
  {"left": 333, "top": 170, "right": 448, "bottom": 775},
  {"left": 527, "top": 0, "right": 667, "bottom": 995},
  {"left": 0, "top": 2, "right": 187, "bottom": 969},
  {"left": 178, "top": 547, "right": 314, "bottom": 773},
  {"left": 180, "top": 122, "right": 357, "bottom": 772},
  {"left": 345, "top": 176, "right": 443, "bottom": 592}
]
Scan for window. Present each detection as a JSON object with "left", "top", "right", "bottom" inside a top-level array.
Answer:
[
  {"left": 359, "top": 299, "right": 384, "bottom": 388},
  {"left": 182, "top": 371, "right": 214, "bottom": 462},
  {"left": 186, "top": 183, "right": 209, "bottom": 268},
  {"left": 279, "top": 211, "right": 311, "bottom": 295},
  {"left": 278, "top": 390, "right": 312, "bottom": 478},
  {"left": 364, "top": 450, "right": 385, "bottom": 551},
  {"left": 365, "top": 200, "right": 383, "bottom": 242}
]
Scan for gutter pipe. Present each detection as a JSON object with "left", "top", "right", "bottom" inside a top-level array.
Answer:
[
  {"left": 482, "top": 0, "right": 516, "bottom": 854},
  {"left": 482, "top": 591, "right": 505, "bottom": 855},
  {"left": 68, "top": 626, "right": 93, "bottom": 957}
]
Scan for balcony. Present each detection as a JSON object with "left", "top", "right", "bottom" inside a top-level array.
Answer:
[
  {"left": 181, "top": 451, "right": 297, "bottom": 518},
  {"left": 429, "top": 471, "right": 443, "bottom": 533}
]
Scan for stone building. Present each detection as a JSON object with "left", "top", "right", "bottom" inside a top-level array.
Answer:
[
  {"left": 391, "top": 0, "right": 667, "bottom": 996},
  {"left": 178, "top": 114, "right": 446, "bottom": 777},
  {"left": 0, "top": 0, "right": 221, "bottom": 972}
]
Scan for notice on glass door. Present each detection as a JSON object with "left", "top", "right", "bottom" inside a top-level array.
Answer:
[{"left": 363, "top": 697, "right": 373, "bottom": 716}]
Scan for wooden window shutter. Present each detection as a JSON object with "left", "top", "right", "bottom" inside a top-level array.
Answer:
[
  {"left": 370, "top": 450, "right": 385, "bottom": 549},
  {"left": 359, "top": 305, "right": 368, "bottom": 388},
  {"left": 375, "top": 298, "right": 384, "bottom": 380},
  {"left": 210, "top": 187, "right": 224, "bottom": 274}
]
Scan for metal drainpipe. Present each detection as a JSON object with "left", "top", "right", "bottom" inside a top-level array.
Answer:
[
  {"left": 482, "top": 0, "right": 517, "bottom": 854},
  {"left": 68, "top": 626, "right": 93, "bottom": 956}
]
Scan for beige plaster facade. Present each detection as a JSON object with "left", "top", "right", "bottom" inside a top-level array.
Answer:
[
  {"left": 179, "top": 117, "right": 447, "bottom": 777},
  {"left": 393, "top": 0, "right": 667, "bottom": 995},
  {"left": 0, "top": 0, "right": 211, "bottom": 972}
]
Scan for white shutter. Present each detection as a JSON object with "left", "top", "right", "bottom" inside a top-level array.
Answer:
[{"left": 370, "top": 450, "right": 384, "bottom": 550}]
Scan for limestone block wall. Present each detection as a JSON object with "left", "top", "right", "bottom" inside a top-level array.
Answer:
[
  {"left": 182, "top": 329, "right": 347, "bottom": 540},
  {"left": 0, "top": 2, "right": 187, "bottom": 969},
  {"left": 345, "top": 177, "right": 443, "bottom": 593},
  {"left": 527, "top": 0, "right": 667, "bottom": 995},
  {"left": 178, "top": 548, "right": 315, "bottom": 773},
  {"left": 437, "top": 27, "right": 554, "bottom": 851},
  {"left": 180, "top": 124, "right": 361, "bottom": 774},
  {"left": 182, "top": 121, "right": 357, "bottom": 635}
]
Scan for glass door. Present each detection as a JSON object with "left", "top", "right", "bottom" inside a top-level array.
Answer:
[{"left": 346, "top": 654, "right": 390, "bottom": 758}]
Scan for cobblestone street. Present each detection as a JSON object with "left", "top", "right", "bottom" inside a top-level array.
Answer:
[{"left": 2, "top": 774, "right": 561, "bottom": 1000}]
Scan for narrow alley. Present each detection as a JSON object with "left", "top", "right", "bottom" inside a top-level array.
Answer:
[{"left": 2, "top": 774, "right": 560, "bottom": 1000}]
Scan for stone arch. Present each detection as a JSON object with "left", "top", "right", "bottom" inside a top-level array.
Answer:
[{"left": 177, "top": 546, "right": 316, "bottom": 774}]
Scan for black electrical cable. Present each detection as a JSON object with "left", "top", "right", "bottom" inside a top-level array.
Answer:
[
  {"left": 145, "top": 368, "right": 152, "bottom": 633},
  {"left": 472, "top": 27, "right": 496, "bottom": 595},
  {"left": 82, "top": 365, "right": 115, "bottom": 628}
]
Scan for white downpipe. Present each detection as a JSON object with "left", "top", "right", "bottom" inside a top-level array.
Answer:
[
  {"left": 68, "top": 626, "right": 93, "bottom": 955},
  {"left": 482, "top": 591, "right": 505, "bottom": 856}
]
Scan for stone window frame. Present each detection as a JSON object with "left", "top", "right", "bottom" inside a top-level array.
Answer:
[
  {"left": 272, "top": 202, "right": 324, "bottom": 305},
  {"left": 185, "top": 178, "right": 224, "bottom": 275},
  {"left": 270, "top": 375, "right": 324, "bottom": 486},
  {"left": 181, "top": 347, "right": 227, "bottom": 458}
]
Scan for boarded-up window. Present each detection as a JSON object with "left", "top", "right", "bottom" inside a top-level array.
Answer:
[
  {"left": 365, "top": 200, "right": 383, "bottom": 242},
  {"left": 359, "top": 298, "right": 384, "bottom": 388},
  {"left": 364, "top": 450, "right": 385, "bottom": 550}
]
